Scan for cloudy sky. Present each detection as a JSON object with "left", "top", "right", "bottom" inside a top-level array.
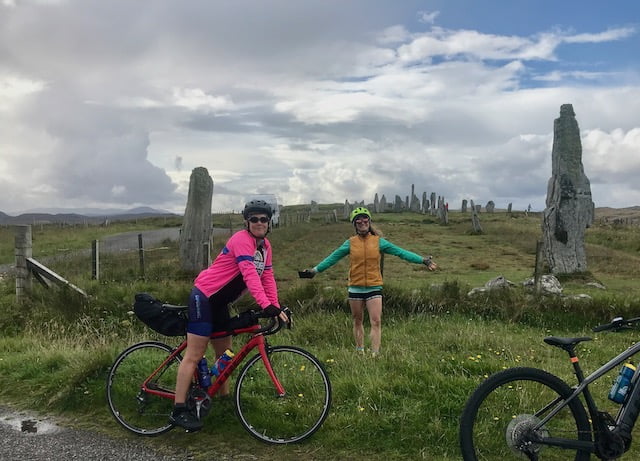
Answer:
[{"left": 1, "top": 0, "right": 639, "bottom": 215}]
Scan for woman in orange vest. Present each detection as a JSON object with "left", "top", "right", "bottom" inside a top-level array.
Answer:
[{"left": 303, "top": 207, "right": 437, "bottom": 356}]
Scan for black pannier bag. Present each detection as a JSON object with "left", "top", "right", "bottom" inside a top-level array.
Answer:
[{"left": 133, "top": 293, "right": 187, "bottom": 337}]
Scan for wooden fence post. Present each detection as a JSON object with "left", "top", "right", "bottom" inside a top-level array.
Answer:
[
  {"left": 138, "top": 233, "right": 145, "bottom": 277},
  {"left": 14, "top": 225, "right": 32, "bottom": 301},
  {"left": 92, "top": 240, "right": 100, "bottom": 280},
  {"left": 534, "top": 240, "right": 544, "bottom": 294}
]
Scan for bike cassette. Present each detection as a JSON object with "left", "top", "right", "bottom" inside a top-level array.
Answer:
[{"left": 506, "top": 414, "right": 550, "bottom": 457}]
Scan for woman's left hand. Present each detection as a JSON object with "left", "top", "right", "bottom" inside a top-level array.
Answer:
[{"left": 423, "top": 256, "right": 437, "bottom": 271}]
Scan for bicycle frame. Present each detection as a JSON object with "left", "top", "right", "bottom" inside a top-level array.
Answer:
[
  {"left": 532, "top": 339, "right": 640, "bottom": 452},
  {"left": 140, "top": 322, "right": 285, "bottom": 401}
]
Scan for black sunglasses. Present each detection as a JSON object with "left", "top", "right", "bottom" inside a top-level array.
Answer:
[{"left": 249, "top": 216, "right": 270, "bottom": 223}]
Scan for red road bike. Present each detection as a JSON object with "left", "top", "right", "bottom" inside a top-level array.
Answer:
[{"left": 106, "top": 307, "right": 331, "bottom": 444}]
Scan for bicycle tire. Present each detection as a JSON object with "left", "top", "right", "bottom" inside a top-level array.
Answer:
[
  {"left": 234, "top": 345, "right": 332, "bottom": 444},
  {"left": 106, "top": 341, "right": 180, "bottom": 436},
  {"left": 459, "top": 367, "right": 592, "bottom": 460}
]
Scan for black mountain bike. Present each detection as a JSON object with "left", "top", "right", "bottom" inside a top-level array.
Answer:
[{"left": 460, "top": 316, "right": 640, "bottom": 460}]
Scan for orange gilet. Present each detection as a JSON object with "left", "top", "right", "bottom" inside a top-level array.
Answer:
[{"left": 348, "top": 234, "right": 382, "bottom": 287}]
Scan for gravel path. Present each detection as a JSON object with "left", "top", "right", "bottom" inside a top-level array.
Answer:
[{"left": 0, "top": 407, "right": 194, "bottom": 461}]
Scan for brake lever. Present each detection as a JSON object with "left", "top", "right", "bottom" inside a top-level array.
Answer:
[{"left": 282, "top": 307, "right": 293, "bottom": 329}]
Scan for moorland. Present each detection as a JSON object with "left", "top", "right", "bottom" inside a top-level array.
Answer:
[{"left": 0, "top": 204, "right": 639, "bottom": 460}]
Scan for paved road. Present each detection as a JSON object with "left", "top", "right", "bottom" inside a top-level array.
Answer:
[{"left": 0, "top": 227, "right": 232, "bottom": 275}]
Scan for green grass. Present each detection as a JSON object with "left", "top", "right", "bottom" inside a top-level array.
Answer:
[{"left": 1, "top": 210, "right": 640, "bottom": 459}]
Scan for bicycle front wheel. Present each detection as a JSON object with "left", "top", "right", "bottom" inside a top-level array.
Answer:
[
  {"left": 235, "top": 346, "right": 332, "bottom": 444},
  {"left": 106, "top": 341, "right": 180, "bottom": 436},
  {"left": 459, "top": 367, "right": 592, "bottom": 460}
]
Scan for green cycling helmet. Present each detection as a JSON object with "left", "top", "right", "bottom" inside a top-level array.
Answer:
[{"left": 350, "top": 207, "right": 372, "bottom": 223}]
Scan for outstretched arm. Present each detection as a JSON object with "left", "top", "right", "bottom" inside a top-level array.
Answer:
[
  {"left": 380, "top": 238, "right": 437, "bottom": 269},
  {"left": 310, "top": 239, "right": 351, "bottom": 273}
]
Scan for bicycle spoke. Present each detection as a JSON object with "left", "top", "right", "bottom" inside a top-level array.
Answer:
[
  {"left": 106, "top": 342, "right": 179, "bottom": 436},
  {"left": 460, "top": 368, "right": 591, "bottom": 461},
  {"left": 235, "top": 346, "right": 331, "bottom": 444}
]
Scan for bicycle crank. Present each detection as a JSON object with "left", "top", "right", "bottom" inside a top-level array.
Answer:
[{"left": 187, "top": 387, "right": 212, "bottom": 420}]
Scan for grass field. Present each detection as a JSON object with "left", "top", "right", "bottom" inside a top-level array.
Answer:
[{"left": 1, "top": 208, "right": 640, "bottom": 459}]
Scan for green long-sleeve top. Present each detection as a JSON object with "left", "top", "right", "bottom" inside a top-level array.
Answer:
[{"left": 313, "top": 237, "right": 424, "bottom": 292}]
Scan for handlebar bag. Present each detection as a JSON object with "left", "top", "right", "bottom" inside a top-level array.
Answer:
[{"left": 133, "top": 292, "right": 187, "bottom": 337}]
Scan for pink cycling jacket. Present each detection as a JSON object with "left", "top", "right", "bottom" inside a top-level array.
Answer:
[{"left": 194, "top": 229, "right": 280, "bottom": 309}]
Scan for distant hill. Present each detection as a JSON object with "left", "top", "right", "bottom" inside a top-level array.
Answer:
[{"left": 0, "top": 207, "right": 179, "bottom": 225}]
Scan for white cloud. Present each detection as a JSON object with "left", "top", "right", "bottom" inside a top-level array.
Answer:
[
  {"left": 564, "top": 27, "right": 636, "bottom": 44},
  {"left": 583, "top": 128, "right": 640, "bottom": 186},
  {"left": 418, "top": 10, "right": 439, "bottom": 25},
  {"left": 0, "top": 75, "right": 45, "bottom": 110},
  {"left": 0, "top": 1, "right": 639, "bottom": 215},
  {"left": 171, "top": 88, "right": 235, "bottom": 112}
]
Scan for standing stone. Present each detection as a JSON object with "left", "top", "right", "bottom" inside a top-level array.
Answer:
[
  {"left": 469, "top": 199, "right": 483, "bottom": 233},
  {"left": 486, "top": 201, "right": 495, "bottom": 213},
  {"left": 374, "top": 193, "right": 380, "bottom": 213},
  {"left": 461, "top": 199, "right": 468, "bottom": 213},
  {"left": 310, "top": 200, "right": 319, "bottom": 213},
  {"left": 343, "top": 200, "right": 351, "bottom": 219},
  {"left": 422, "top": 192, "right": 428, "bottom": 213},
  {"left": 507, "top": 203, "right": 512, "bottom": 214},
  {"left": 410, "top": 194, "right": 421, "bottom": 212},
  {"left": 179, "top": 167, "right": 214, "bottom": 273},
  {"left": 542, "top": 104, "right": 594, "bottom": 274},
  {"left": 437, "top": 197, "right": 448, "bottom": 225},
  {"left": 394, "top": 195, "right": 403, "bottom": 212},
  {"left": 380, "top": 194, "right": 387, "bottom": 212}
]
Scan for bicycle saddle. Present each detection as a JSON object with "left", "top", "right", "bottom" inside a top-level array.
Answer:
[{"left": 544, "top": 336, "right": 592, "bottom": 353}]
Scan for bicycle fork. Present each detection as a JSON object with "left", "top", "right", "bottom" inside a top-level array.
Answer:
[{"left": 257, "top": 343, "right": 286, "bottom": 396}]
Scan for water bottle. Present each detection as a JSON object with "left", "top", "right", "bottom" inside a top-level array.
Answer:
[
  {"left": 608, "top": 363, "right": 636, "bottom": 404},
  {"left": 197, "top": 357, "right": 212, "bottom": 388},
  {"left": 211, "top": 349, "right": 235, "bottom": 378}
]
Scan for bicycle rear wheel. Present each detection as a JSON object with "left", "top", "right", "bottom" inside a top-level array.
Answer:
[
  {"left": 235, "top": 345, "right": 332, "bottom": 444},
  {"left": 459, "top": 367, "right": 592, "bottom": 460},
  {"left": 106, "top": 341, "right": 180, "bottom": 436}
]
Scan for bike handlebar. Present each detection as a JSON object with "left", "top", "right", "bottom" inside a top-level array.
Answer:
[
  {"left": 593, "top": 316, "right": 640, "bottom": 333},
  {"left": 248, "top": 306, "right": 292, "bottom": 335}
]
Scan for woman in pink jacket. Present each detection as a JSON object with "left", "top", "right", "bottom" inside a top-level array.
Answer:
[{"left": 170, "top": 199, "right": 288, "bottom": 432}]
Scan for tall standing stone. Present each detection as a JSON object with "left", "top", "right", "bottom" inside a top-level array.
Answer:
[
  {"left": 542, "top": 104, "right": 594, "bottom": 274},
  {"left": 343, "top": 200, "right": 351, "bottom": 219},
  {"left": 461, "top": 199, "right": 468, "bottom": 213},
  {"left": 393, "top": 195, "right": 403, "bottom": 212},
  {"left": 486, "top": 201, "right": 495, "bottom": 213},
  {"left": 469, "top": 199, "right": 483, "bottom": 233},
  {"left": 374, "top": 193, "right": 380, "bottom": 213},
  {"left": 179, "top": 167, "right": 214, "bottom": 273},
  {"left": 380, "top": 194, "right": 387, "bottom": 212}
]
